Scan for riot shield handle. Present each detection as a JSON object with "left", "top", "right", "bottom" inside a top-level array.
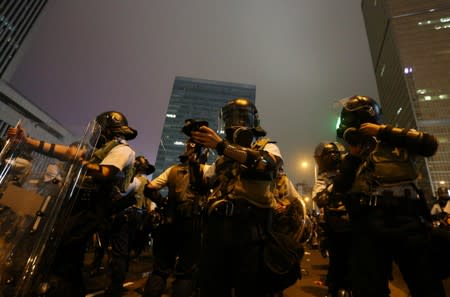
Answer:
[{"left": 0, "top": 119, "right": 22, "bottom": 161}]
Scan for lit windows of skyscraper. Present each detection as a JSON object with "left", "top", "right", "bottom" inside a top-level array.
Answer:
[
  {"left": 362, "top": 0, "right": 450, "bottom": 196},
  {"left": 0, "top": 1, "right": 48, "bottom": 76},
  {"left": 153, "top": 76, "right": 256, "bottom": 178}
]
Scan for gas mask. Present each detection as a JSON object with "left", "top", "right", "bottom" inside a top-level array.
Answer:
[{"left": 226, "top": 127, "right": 254, "bottom": 147}]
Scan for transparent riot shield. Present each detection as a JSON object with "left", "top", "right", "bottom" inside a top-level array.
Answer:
[{"left": 0, "top": 119, "right": 101, "bottom": 297}]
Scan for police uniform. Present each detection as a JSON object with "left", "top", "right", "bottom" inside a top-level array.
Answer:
[
  {"left": 312, "top": 142, "right": 352, "bottom": 296},
  {"left": 107, "top": 156, "right": 155, "bottom": 297},
  {"left": 51, "top": 139, "right": 135, "bottom": 297},
  {"left": 312, "top": 170, "right": 351, "bottom": 296},
  {"left": 143, "top": 161, "right": 209, "bottom": 297},
  {"left": 47, "top": 112, "right": 137, "bottom": 297},
  {"left": 335, "top": 95, "right": 445, "bottom": 297},
  {"left": 190, "top": 98, "right": 287, "bottom": 297}
]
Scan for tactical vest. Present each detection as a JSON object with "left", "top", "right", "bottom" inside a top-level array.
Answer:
[
  {"left": 167, "top": 164, "right": 207, "bottom": 203},
  {"left": 82, "top": 140, "right": 133, "bottom": 192},
  {"left": 210, "top": 138, "right": 276, "bottom": 208},
  {"left": 351, "top": 139, "right": 418, "bottom": 194}
]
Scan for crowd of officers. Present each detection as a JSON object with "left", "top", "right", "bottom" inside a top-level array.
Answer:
[{"left": 2, "top": 95, "right": 450, "bottom": 297}]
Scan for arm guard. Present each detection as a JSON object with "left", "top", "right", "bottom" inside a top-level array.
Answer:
[
  {"left": 216, "top": 140, "right": 279, "bottom": 179},
  {"left": 378, "top": 125, "right": 438, "bottom": 157}
]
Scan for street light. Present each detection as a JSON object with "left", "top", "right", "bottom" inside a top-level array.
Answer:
[{"left": 296, "top": 159, "right": 315, "bottom": 196}]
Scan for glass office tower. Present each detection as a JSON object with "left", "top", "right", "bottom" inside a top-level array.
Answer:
[
  {"left": 0, "top": 1, "right": 48, "bottom": 76},
  {"left": 362, "top": 0, "right": 450, "bottom": 197},
  {"left": 153, "top": 76, "right": 256, "bottom": 178}
]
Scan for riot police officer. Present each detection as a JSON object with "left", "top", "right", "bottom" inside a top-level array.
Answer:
[
  {"left": 430, "top": 187, "right": 450, "bottom": 226},
  {"left": 312, "top": 142, "right": 351, "bottom": 297},
  {"left": 106, "top": 155, "right": 155, "bottom": 297},
  {"left": 143, "top": 130, "right": 210, "bottom": 297},
  {"left": 334, "top": 95, "right": 444, "bottom": 297},
  {"left": 191, "top": 98, "right": 287, "bottom": 297},
  {"left": 127, "top": 155, "right": 157, "bottom": 257},
  {"left": 7, "top": 111, "right": 137, "bottom": 297}
]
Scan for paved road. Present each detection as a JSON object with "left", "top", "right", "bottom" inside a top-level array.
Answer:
[{"left": 83, "top": 247, "right": 450, "bottom": 297}]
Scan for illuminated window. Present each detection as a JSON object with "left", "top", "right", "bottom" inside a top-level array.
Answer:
[
  {"left": 396, "top": 107, "right": 403, "bottom": 115},
  {"left": 166, "top": 114, "right": 176, "bottom": 118},
  {"left": 174, "top": 141, "right": 184, "bottom": 146},
  {"left": 380, "top": 64, "right": 386, "bottom": 77}
]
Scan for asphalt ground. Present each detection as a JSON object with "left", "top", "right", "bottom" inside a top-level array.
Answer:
[{"left": 82, "top": 246, "right": 450, "bottom": 297}]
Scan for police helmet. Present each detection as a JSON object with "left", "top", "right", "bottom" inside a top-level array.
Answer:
[
  {"left": 219, "top": 98, "right": 266, "bottom": 137},
  {"left": 336, "top": 95, "right": 382, "bottom": 139},
  {"left": 96, "top": 111, "right": 137, "bottom": 140},
  {"left": 437, "top": 187, "right": 450, "bottom": 201},
  {"left": 314, "top": 142, "right": 345, "bottom": 173},
  {"left": 135, "top": 155, "right": 155, "bottom": 175}
]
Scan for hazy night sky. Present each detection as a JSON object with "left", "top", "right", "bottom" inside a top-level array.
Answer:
[{"left": 7, "top": 0, "right": 378, "bottom": 186}]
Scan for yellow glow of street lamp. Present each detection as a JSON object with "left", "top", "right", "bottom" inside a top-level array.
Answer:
[{"left": 300, "top": 161, "right": 309, "bottom": 169}]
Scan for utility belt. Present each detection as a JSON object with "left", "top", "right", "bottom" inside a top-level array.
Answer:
[
  {"left": 207, "top": 198, "right": 270, "bottom": 219},
  {"left": 370, "top": 184, "right": 418, "bottom": 199},
  {"left": 350, "top": 184, "right": 420, "bottom": 210}
]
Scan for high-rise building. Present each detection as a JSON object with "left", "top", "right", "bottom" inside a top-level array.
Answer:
[
  {"left": 0, "top": 1, "right": 48, "bottom": 76},
  {"left": 361, "top": 0, "right": 450, "bottom": 197},
  {"left": 153, "top": 76, "right": 256, "bottom": 178},
  {"left": 0, "top": 1, "right": 74, "bottom": 145}
]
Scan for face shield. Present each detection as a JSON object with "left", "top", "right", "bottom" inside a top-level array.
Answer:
[{"left": 218, "top": 106, "right": 258, "bottom": 133}]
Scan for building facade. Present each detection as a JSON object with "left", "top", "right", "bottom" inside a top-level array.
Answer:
[
  {"left": 153, "top": 76, "right": 256, "bottom": 178},
  {"left": 0, "top": 1, "right": 48, "bottom": 76},
  {"left": 0, "top": 80, "right": 74, "bottom": 144},
  {"left": 362, "top": 0, "right": 450, "bottom": 197}
]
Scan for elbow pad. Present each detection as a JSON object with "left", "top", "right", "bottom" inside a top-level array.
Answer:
[
  {"left": 419, "top": 133, "right": 438, "bottom": 157},
  {"left": 243, "top": 150, "right": 279, "bottom": 180},
  {"left": 378, "top": 125, "right": 438, "bottom": 156},
  {"left": 223, "top": 144, "right": 277, "bottom": 170},
  {"left": 221, "top": 142, "right": 278, "bottom": 180}
]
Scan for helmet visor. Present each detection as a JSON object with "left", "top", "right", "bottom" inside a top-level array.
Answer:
[{"left": 220, "top": 107, "right": 257, "bottom": 131}]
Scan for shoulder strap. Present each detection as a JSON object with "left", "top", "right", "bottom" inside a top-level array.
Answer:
[
  {"left": 167, "top": 164, "right": 184, "bottom": 186},
  {"left": 90, "top": 140, "right": 121, "bottom": 163},
  {"left": 253, "top": 137, "right": 272, "bottom": 150}
]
